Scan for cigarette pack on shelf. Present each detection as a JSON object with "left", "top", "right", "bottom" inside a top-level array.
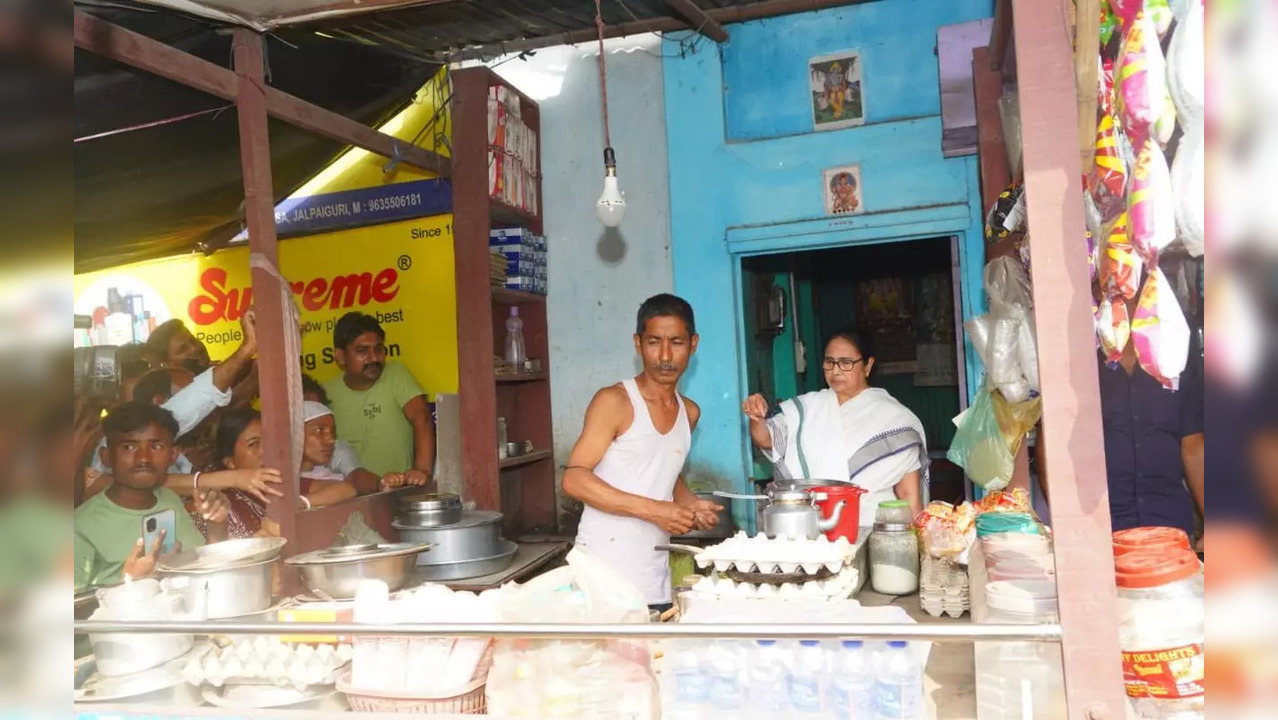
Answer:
[
  {"left": 503, "top": 276, "right": 540, "bottom": 293},
  {"left": 277, "top": 602, "right": 355, "bottom": 644},
  {"left": 490, "top": 228, "right": 537, "bottom": 246}
]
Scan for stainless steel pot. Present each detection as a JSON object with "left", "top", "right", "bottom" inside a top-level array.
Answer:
[
  {"left": 158, "top": 558, "right": 275, "bottom": 620},
  {"left": 396, "top": 492, "right": 463, "bottom": 527},
  {"left": 408, "top": 539, "right": 518, "bottom": 582},
  {"left": 392, "top": 510, "right": 503, "bottom": 565},
  {"left": 674, "top": 491, "right": 735, "bottom": 540},
  {"left": 285, "top": 543, "right": 431, "bottom": 599}
]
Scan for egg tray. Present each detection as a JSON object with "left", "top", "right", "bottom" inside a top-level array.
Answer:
[
  {"left": 689, "top": 564, "right": 862, "bottom": 600},
  {"left": 676, "top": 532, "right": 854, "bottom": 577},
  {"left": 183, "top": 638, "right": 353, "bottom": 691}
]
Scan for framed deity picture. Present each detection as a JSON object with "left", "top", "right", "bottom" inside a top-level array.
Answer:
[
  {"left": 823, "top": 164, "right": 863, "bottom": 215},
  {"left": 809, "top": 50, "right": 865, "bottom": 130}
]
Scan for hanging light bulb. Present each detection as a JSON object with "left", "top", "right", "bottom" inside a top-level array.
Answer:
[
  {"left": 595, "top": 147, "right": 626, "bottom": 227},
  {"left": 592, "top": 0, "right": 625, "bottom": 228}
]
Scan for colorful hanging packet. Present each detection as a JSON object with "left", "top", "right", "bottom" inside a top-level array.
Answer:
[
  {"left": 1089, "top": 58, "right": 1128, "bottom": 219},
  {"left": 1117, "top": 13, "right": 1174, "bottom": 147},
  {"left": 1099, "top": 213, "right": 1143, "bottom": 300},
  {"left": 1127, "top": 138, "right": 1176, "bottom": 262},
  {"left": 1132, "top": 268, "right": 1190, "bottom": 389},
  {"left": 1097, "top": 297, "right": 1132, "bottom": 363}
]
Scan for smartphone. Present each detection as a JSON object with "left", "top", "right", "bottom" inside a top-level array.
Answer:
[{"left": 141, "top": 509, "right": 177, "bottom": 555}]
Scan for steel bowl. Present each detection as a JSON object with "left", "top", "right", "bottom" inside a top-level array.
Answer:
[
  {"left": 393, "top": 510, "right": 504, "bottom": 565},
  {"left": 159, "top": 537, "right": 286, "bottom": 573},
  {"left": 395, "top": 492, "right": 463, "bottom": 527},
  {"left": 285, "top": 543, "right": 431, "bottom": 599}
]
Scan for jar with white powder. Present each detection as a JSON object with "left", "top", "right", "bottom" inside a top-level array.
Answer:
[{"left": 869, "top": 522, "right": 919, "bottom": 595}]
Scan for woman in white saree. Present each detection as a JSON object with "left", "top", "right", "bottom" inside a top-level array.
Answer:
[{"left": 743, "top": 328, "right": 928, "bottom": 526}]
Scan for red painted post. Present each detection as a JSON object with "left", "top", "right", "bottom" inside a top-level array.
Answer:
[
  {"left": 233, "top": 28, "right": 300, "bottom": 546},
  {"left": 1010, "top": 1, "right": 1127, "bottom": 717}
]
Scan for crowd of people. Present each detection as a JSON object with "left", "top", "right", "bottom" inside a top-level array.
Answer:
[{"left": 72, "top": 310, "right": 435, "bottom": 589}]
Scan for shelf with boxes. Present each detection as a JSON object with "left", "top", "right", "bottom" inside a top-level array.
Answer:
[{"left": 452, "top": 65, "right": 557, "bottom": 535}]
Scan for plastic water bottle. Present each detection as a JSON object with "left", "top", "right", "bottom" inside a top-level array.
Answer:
[
  {"left": 872, "top": 641, "right": 924, "bottom": 720},
  {"left": 665, "top": 640, "right": 710, "bottom": 717},
  {"left": 827, "top": 640, "right": 874, "bottom": 720},
  {"left": 707, "top": 641, "right": 746, "bottom": 712},
  {"left": 747, "top": 640, "right": 790, "bottom": 719},
  {"left": 504, "top": 306, "right": 526, "bottom": 369},
  {"left": 790, "top": 640, "right": 826, "bottom": 714}
]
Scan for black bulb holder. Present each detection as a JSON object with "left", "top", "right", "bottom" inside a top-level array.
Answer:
[{"left": 603, "top": 146, "right": 617, "bottom": 172}]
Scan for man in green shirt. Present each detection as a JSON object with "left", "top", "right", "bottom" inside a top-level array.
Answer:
[
  {"left": 74, "top": 402, "right": 230, "bottom": 588},
  {"left": 323, "top": 312, "right": 435, "bottom": 484}
]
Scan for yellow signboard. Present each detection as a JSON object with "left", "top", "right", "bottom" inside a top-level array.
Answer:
[{"left": 73, "top": 215, "right": 458, "bottom": 398}]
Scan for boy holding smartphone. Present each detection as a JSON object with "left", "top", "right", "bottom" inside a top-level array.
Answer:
[{"left": 73, "top": 402, "right": 230, "bottom": 588}]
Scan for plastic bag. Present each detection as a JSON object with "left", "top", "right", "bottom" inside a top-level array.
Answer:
[
  {"left": 1117, "top": 13, "right": 1175, "bottom": 147},
  {"left": 985, "top": 182, "right": 1026, "bottom": 242},
  {"left": 1100, "top": 0, "right": 1119, "bottom": 46},
  {"left": 1171, "top": 124, "right": 1204, "bottom": 256},
  {"left": 1167, "top": 0, "right": 1204, "bottom": 127},
  {"left": 948, "top": 388, "right": 1015, "bottom": 492},
  {"left": 1111, "top": 0, "right": 1174, "bottom": 37},
  {"left": 1127, "top": 138, "right": 1176, "bottom": 262},
  {"left": 1089, "top": 59, "right": 1128, "bottom": 219},
  {"left": 1132, "top": 268, "right": 1191, "bottom": 389},
  {"left": 1099, "top": 212, "right": 1143, "bottom": 300},
  {"left": 1096, "top": 296, "right": 1132, "bottom": 362},
  {"left": 990, "top": 390, "right": 1043, "bottom": 459},
  {"left": 1014, "top": 308, "right": 1041, "bottom": 393},
  {"left": 985, "top": 255, "right": 1034, "bottom": 312}
]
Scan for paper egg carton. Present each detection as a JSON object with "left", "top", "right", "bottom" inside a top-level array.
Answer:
[
  {"left": 183, "top": 637, "right": 353, "bottom": 691},
  {"left": 695, "top": 532, "right": 853, "bottom": 575},
  {"left": 689, "top": 563, "right": 862, "bottom": 601}
]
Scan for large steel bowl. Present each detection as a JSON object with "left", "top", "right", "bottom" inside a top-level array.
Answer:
[{"left": 285, "top": 543, "right": 430, "bottom": 599}]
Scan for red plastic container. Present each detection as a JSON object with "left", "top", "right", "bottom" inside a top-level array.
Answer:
[
  {"left": 1112, "top": 526, "right": 1191, "bottom": 557},
  {"left": 810, "top": 484, "right": 867, "bottom": 543}
]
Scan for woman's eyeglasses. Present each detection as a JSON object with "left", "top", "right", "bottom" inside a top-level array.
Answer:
[{"left": 822, "top": 357, "right": 865, "bottom": 371}]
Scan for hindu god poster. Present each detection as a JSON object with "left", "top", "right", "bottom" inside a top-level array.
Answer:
[{"left": 809, "top": 50, "right": 865, "bottom": 130}]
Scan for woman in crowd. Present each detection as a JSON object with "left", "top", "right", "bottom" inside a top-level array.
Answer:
[
  {"left": 742, "top": 327, "right": 928, "bottom": 524},
  {"left": 187, "top": 404, "right": 357, "bottom": 538}
]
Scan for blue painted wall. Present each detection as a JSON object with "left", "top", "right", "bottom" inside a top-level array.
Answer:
[{"left": 663, "top": 0, "right": 993, "bottom": 506}]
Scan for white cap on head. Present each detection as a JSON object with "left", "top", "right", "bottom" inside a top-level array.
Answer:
[{"left": 303, "top": 400, "right": 333, "bottom": 423}]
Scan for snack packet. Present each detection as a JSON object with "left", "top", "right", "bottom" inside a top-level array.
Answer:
[
  {"left": 1132, "top": 268, "right": 1191, "bottom": 389},
  {"left": 1099, "top": 213, "right": 1143, "bottom": 300},
  {"left": 1127, "top": 138, "right": 1176, "bottom": 262}
]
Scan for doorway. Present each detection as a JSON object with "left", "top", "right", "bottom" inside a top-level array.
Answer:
[{"left": 739, "top": 236, "right": 969, "bottom": 505}]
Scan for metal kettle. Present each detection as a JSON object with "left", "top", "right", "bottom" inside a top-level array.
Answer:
[{"left": 715, "top": 487, "right": 846, "bottom": 540}]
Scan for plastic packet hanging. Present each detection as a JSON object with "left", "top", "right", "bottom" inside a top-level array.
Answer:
[
  {"left": 1089, "top": 59, "right": 1128, "bottom": 219},
  {"left": 1127, "top": 138, "right": 1176, "bottom": 262},
  {"left": 985, "top": 182, "right": 1026, "bottom": 242},
  {"left": 964, "top": 314, "right": 994, "bottom": 371},
  {"left": 1111, "top": 0, "right": 1174, "bottom": 37},
  {"left": 948, "top": 387, "right": 1015, "bottom": 492},
  {"left": 991, "top": 390, "right": 1043, "bottom": 461},
  {"left": 1014, "top": 308, "right": 1041, "bottom": 393},
  {"left": 1117, "top": 13, "right": 1174, "bottom": 147},
  {"left": 984, "top": 256, "right": 1034, "bottom": 312},
  {"left": 1099, "top": 213, "right": 1143, "bottom": 300},
  {"left": 1132, "top": 268, "right": 1191, "bottom": 389},
  {"left": 1167, "top": 0, "right": 1204, "bottom": 127},
  {"left": 1096, "top": 297, "right": 1132, "bottom": 362},
  {"left": 1100, "top": 0, "right": 1119, "bottom": 46},
  {"left": 1087, "top": 228, "right": 1099, "bottom": 283},
  {"left": 1171, "top": 124, "right": 1204, "bottom": 256}
]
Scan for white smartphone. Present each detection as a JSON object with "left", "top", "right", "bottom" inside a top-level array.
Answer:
[{"left": 141, "top": 508, "right": 177, "bottom": 555}]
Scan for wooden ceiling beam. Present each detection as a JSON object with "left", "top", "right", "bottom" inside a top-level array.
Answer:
[
  {"left": 449, "top": 0, "right": 867, "bottom": 60},
  {"left": 73, "top": 9, "right": 451, "bottom": 177},
  {"left": 664, "top": 0, "right": 730, "bottom": 43}
]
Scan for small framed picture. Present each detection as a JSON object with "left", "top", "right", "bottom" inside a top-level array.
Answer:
[
  {"left": 810, "top": 50, "right": 865, "bottom": 131},
  {"left": 823, "top": 165, "right": 863, "bottom": 215}
]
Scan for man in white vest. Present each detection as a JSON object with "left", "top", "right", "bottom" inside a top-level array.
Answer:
[{"left": 563, "top": 294, "right": 724, "bottom": 612}]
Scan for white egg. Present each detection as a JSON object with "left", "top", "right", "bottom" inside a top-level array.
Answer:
[{"left": 336, "top": 644, "right": 354, "bottom": 662}]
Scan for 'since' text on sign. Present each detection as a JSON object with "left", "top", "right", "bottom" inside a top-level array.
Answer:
[{"left": 188, "top": 266, "right": 402, "bottom": 324}]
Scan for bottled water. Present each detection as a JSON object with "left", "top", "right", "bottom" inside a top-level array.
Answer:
[
  {"left": 665, "top": 640, "right": 711, "bottom": 717},
  {"left": 789, "top": 640, "right": 826, "bottom": 714},
  {"left": 504, "top": 306, "right": 526, "bottom": 368},
  {"left": 827, "top": 640, "right": 874, "bottom": 720},
  {"left": 747, "top": 640, "right": 790, "bottom": 719},
  {"left": 707, "top": 641, "right": 746, "bottom": 712},
  {"left": 872, "top": 641, "right": 924, "bottom": 720}
]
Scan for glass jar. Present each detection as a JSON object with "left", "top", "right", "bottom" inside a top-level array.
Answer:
[
  {"left": 868, "top": 522, "right": 919, "bottom": 595},
  {"left": 874, "top": 499, "right": 915, "bottom": 526},
  {"left": 1114, "top": 549, "right": 1204, "bottom": 719},
  {"left": 976, "top": 579, "right": 1066, "bottom": 720}
]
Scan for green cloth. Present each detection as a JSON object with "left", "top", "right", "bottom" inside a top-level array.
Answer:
[
  {"left": 73, "top": 486, "right": 205, "bottom": 588},
  {"left": 323, "top": 361, "right": 425, "bottom": 476}
]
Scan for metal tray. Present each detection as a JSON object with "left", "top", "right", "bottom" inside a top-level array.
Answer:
[{"left": 408, "top": 539, "right": 518, "bottom": 582}]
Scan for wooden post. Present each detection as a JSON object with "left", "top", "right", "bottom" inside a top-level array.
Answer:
[
  {"left": 1010, "top": 0, "right": 1127, "bottom": 717},
  {"left": 450, "top": 68, "right": 501, "bottom": 512},
  {"left": 233, "top": 28, "right": 300, "bottom": 545},
  {"left": 1075, "top": 0, "right": 1100, "bottom": 170},
  {"left": 972, "top": 46, "right": 1010, "bottom": 212}
]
